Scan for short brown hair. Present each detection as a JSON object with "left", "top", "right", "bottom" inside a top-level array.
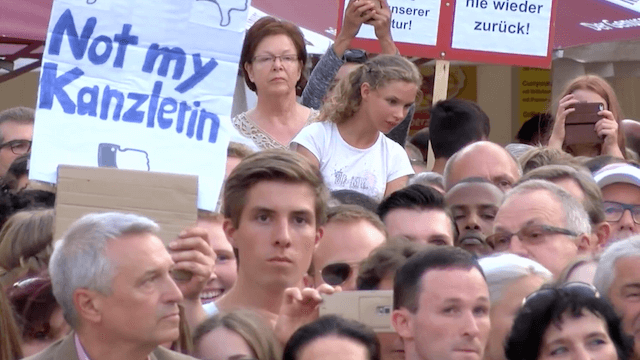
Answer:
[
  {"left": 357, "top": 237, "right": 428, "bottom": 290},
  {"left": 227, "top": 142, "right": 254, "bottom": 160},
  {"left": 223, "top": 150, "right": 328, "bottom": 228},
  {"left": 240, "top": 17, "right": 308, "bottom": 93},
  {"left": 0, "top": 107, "right": 34, "bottom": 143},
  {"left": 519, "top": 146, "right": 578, "bottom": 174},
  {"left": 519, "top": 165, "right": 605, "bottom": 225},
  {"left": 326, "top": 204, "right": 387, "bottom": 237}
]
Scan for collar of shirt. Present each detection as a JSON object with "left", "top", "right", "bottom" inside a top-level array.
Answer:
[{"left": 75, "top": 333, "right": 151, "bottom": 360}]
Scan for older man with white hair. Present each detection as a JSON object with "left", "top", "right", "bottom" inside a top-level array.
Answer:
[
  {"left": 490, "top": 179, "right": 592, "bottom": 278},
  {"left": 27, "top": 212, "right": 204, "bottom": 360},
  {"left": 594, "top": 236, "right": 640, "bottom": 358}
]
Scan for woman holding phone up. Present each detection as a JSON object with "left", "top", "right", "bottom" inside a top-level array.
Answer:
[
  {"left": 548, "top": 75, "right": 626, "bottom": 158},
  {"left": 291, "top": 55, "right": 419, "bottom": 202}
]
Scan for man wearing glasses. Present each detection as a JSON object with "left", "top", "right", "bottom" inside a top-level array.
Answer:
[
  {"left": 308, "top": 205, "right": 386, "bottom": 291},
  {"left": 0, "top": 107, "right": 34, "bottom": 177},
  {"left": 594, "top": 163, "right": 640, "bottom": 242},
  {"left": 489, "top": 179, "right": 592, "bottom": 278}
]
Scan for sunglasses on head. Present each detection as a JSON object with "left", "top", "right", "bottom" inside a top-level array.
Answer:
[
  {"left": 522, "top": 281, "right": 599, "bottom": 307},
  {"left": 320, "top": 261, "right": 361, "bottom": 286}
]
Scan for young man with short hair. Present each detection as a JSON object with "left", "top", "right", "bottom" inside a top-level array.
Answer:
[
  {"left": 392, "top": 246, "right": 491, "bottom": 360},
  {"left": 215, "top": 150, "right": 328, "bottom": 322}
]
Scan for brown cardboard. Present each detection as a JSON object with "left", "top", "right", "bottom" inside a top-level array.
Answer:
[{"left": 54, "top": 165, "right": 198, "bottom": 245}]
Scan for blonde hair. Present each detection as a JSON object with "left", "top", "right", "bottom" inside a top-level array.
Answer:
[
  {"left": 193, "top": 310, "right": 281, "bottom": 360},
  {"left": 321, "top": 55, "right": 422, "bottom": 124},
  {"left": 0, "top": 209, "right": 54, "bottom": 288},
  {"left": 0, "top": 287, "right": 22, "bottom": 360}
]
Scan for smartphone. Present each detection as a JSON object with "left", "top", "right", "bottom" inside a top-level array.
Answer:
[
  {"left": 564, "top": 102, "right": 604, "bottom": 146},
  {"left": 319, "top": 290, "right": 394, "bottom": 333}
]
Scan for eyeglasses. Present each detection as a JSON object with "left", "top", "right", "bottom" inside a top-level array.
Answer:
[
  {"left": 320, "top": 261, "right": 360, "bottom": 286},
  {"left": 252, "top": 54, "right": 298, "bottom": 66},
  {"left": 487, "top": 224, "right": 579, "bottom": 252},
  {"left": 522, "top": 281, "right": 599, "bottom": 307},
  {"left": 603, "top": 201, "right": 640, "bottom": 224},
  {"left": 0, "top": 139, "right": 31, "bottom": 155}
]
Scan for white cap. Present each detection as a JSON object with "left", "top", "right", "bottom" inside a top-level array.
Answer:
[{"left": 593, "top": 163, "right": 640, "bottom": 189}]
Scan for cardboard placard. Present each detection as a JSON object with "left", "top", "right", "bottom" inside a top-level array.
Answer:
[{"left": 54, "top": 165, "right": 198, "bottom": 245}]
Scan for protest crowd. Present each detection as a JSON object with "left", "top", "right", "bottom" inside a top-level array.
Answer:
[{"left": 4, "top": 1, "right": 640, "bottom": 360}]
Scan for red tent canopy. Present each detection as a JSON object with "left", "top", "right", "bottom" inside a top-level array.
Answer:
[
  {"left": 2, "top": 0, "right": 640, "bottom": 83},
  {"left": 0, "top": 0, "right": 52, "bottom": 82}
]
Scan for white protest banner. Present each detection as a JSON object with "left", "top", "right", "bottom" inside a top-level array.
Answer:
[
  {"left": 351, "top": 0, "right": 441, "bottom": 46},
  {"left": 451, "top": 0, "right": 553, "bottom": 57},
  {"left": 338, "top": 0, "right": 442, "bottom": 57},
  {"left": 30, "top": 0, "right": 251, "bottom": 211},
  {"left": 602, "top": 0, "right": 640, "bottom": 14}
]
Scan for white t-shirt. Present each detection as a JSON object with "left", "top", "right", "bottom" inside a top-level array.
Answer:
[{"left": 291, "top": 122, "right": 414, "bottom": 202}]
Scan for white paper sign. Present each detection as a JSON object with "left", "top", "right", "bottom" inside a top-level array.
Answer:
[
  {"left": 350, "top": 0, "right": 442, "bottom": 46},
  {"left": 603, "top": 0, "right": 640, "bottom": 14},
  {"left": 30, "top": 0, "right": 251, "bottom": 211},
  {"left": 451, "top": 0, "right": 553, "bottom": 56}
]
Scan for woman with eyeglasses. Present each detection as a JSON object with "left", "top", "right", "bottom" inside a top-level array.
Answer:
[
  {"left": 505, "top": 283, "right": 633, "bottom": 360},
  {"left": 291, "top": 55, "right": 419, "bottom": 201},
  {"left": 231, "top": 17, "right": 316, "bottom": 151}
]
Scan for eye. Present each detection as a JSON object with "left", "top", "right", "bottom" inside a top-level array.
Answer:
[
  {"left": 443, "top": 306, "right": 459, "bottom": 315},
  {"left": 256, "top": 214, "right": 269, "bottom": 222},
  {"left": 388, "top": 99, "right": 398, "bottom": 105},
  {"left": 293, "top": 215, "right": 309, "bottom": 225},
  {"left": 587, "top": 338, "right": 607, "bottom": 347},
  {"left": 216, "top": 253, "right": 232, "bottom": 262},
  {"left": 429, "top": 239, "right": 447, "bottom": 246},
  {"left": 480, "top": 211, "right": 496, "bottom": 220},
  {"left": 497, "top": 180, "right": 512, "bottom": 189},
  {"left": 549, "top": 346, "right": 568, "bottom": 356},
  {"left": 473, "top": 305, "right": 489, "bottom": 316}
]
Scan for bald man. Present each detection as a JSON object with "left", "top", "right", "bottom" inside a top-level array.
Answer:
[{"left": 443, "top": 141, "right": 522, "bottom": 192}]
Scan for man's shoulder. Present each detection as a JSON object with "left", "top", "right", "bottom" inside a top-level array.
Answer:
[
  {"left": 152, "top": 346, "right": 198, "bottom": 360},
  {"left": 23, "top": 335, "right": 78, "bottom": 360}
]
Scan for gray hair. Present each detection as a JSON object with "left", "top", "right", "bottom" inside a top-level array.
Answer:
[
  {"left": 0, "top": 107, "right": 34, "bottom": 143},
  {"left": 479, "top": 253, "right": 553, "bottom": 303},
  {"left": 443, "top": 141, "right": 523, "bottom": 191},
  {"left": 594, "top": 236, "right": 640, "bottom": 299},
  {"left": 49, "top": 212, "right": 159, "bottom": 327},
  {"left": 504, "top": 179, "right": 592, "bottom": 235},
  {"left": 408, "top": 171, "right": 444, "bottom": 189}
]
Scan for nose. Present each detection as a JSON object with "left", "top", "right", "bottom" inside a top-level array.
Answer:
[
  {"left": 461, "top": 310, "right": 481, "bottom": 338},
  {"left": 165, "top": 274, "right": 184, "bottom": 303},
  {"left": 464, "top": 213, "right": 481, "bottom": 231},
  {"left": 618, "top": 209, "right": 636, "bottom": 232},
  {"left": 507, "top": 235, "right": 529, "bottom": 258},
  {"left": 573, "top": 344, "right": 592, "bottom": 360},
  {"left": 272, "top": 217, "right": 292, "bottom": 248}
]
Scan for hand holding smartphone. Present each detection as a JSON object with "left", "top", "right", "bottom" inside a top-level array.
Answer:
[{"left": 564, "top": 102, "right": 605, "bottom": 146}]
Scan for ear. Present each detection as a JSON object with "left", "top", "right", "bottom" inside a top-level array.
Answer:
[
  {"left": 244, "top": 62, "right": 255, "bottom": 83},
  {"left": 360, "top": 82, "right": 372, "bottom": 101},
  {"left": 315, "top": 226, "right": 323, "bottom": 246},
  {"left": 594, "top": 222, "right": 611, "bottom": 250},
  {"left": 576, "top": 233, "right": 592, "bottom": 253},
  {"left": 74, "top": 288, "right": 102, "bottom": 325},
  {"left": 392, "top": 308, "right": 414, "bottom": 340},
  {"left": 223, "top": 219, "right": 237, "bottom": 248}
]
